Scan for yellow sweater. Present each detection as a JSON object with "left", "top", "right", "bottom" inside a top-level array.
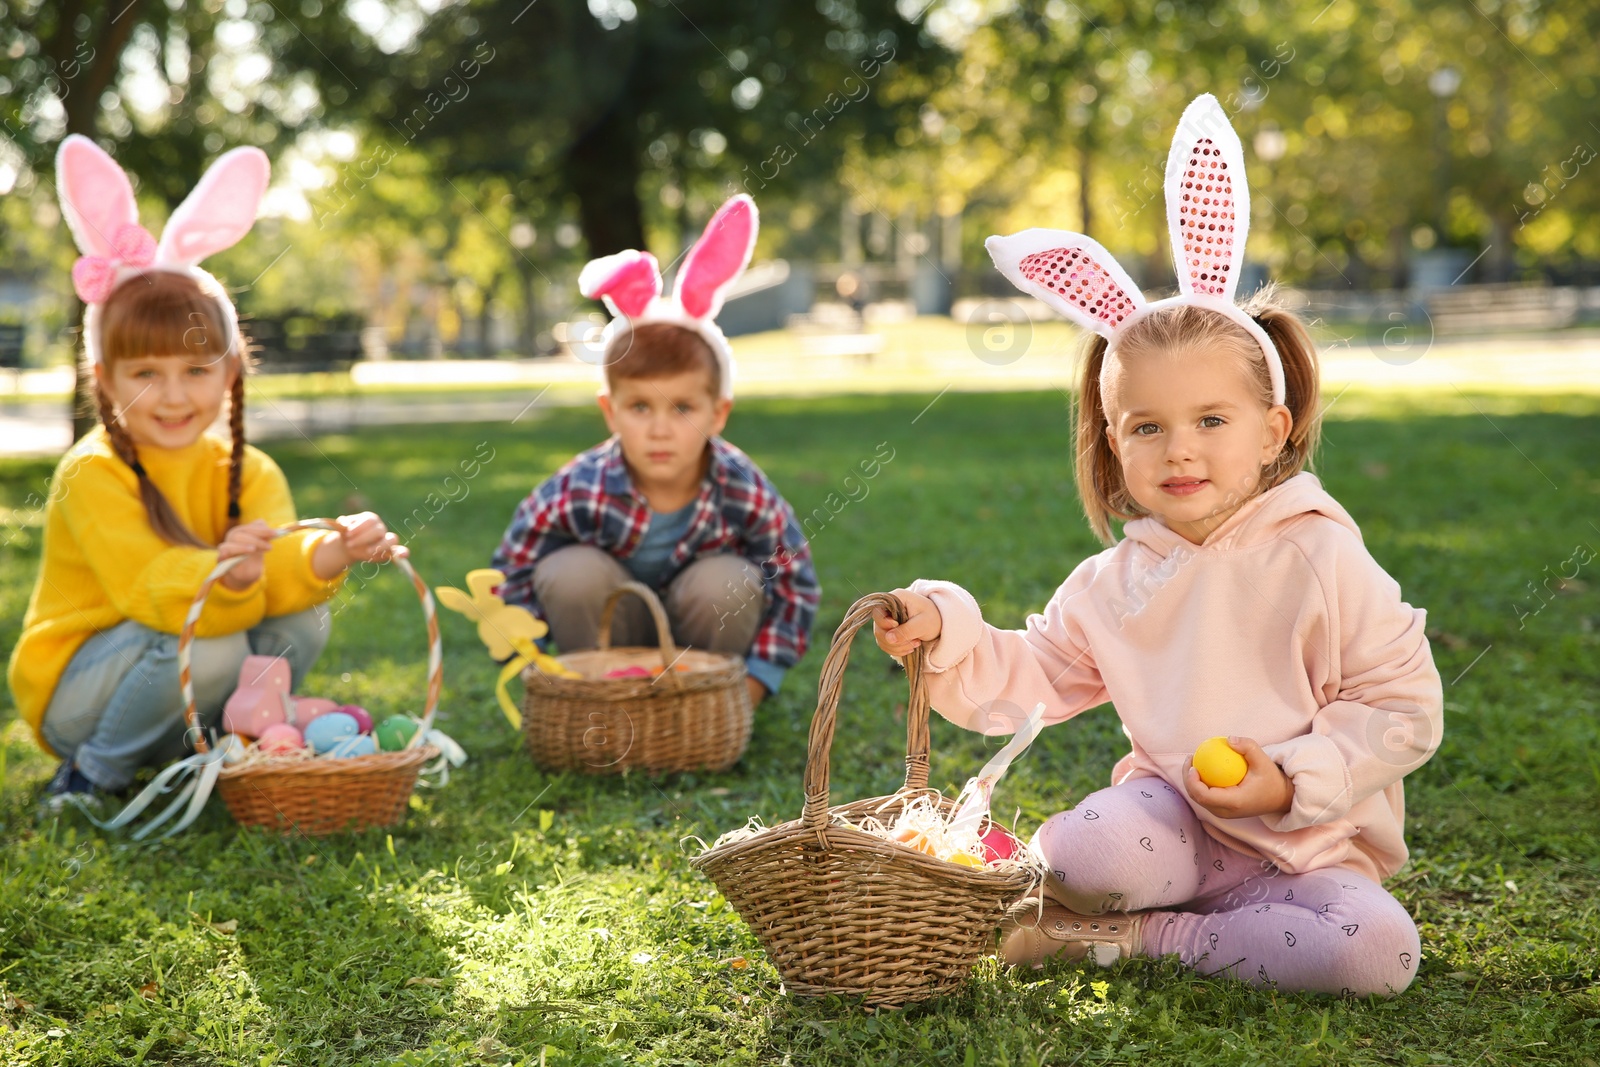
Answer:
[{"left": 8, "top": 427, "right": 345, "bottom": 752}]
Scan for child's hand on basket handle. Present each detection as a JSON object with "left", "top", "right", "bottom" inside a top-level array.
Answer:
[
  {"left": 1183, "top": 736, "right": 1295, "bottom": 820},
  {"left": 217, "top": 519, "right": 277, "bottom": 591},
  {"left": 871, "top": 588, "right": 942, "bottom": 659},
  {"left": 312, "top": 512, "right": 406, "bottom": 579}
]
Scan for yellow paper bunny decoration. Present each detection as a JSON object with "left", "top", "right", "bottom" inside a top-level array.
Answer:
[{"left": 435, "top": 569, "right": 581, "bottom": 729}]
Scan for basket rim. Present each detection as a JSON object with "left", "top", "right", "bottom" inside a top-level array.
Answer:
[
  {"left": 688, "top": 790, "right": 1040, "bottom": 893},
  {"left": 219, "top": 743, "right": 440, "bottom": 780},
  {"left": 523, "top": 646, "right": 745, "bottom": 697}
]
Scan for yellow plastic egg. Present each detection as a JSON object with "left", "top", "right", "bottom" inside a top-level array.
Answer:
[
  {"left": 946, "top": 852, "right": 985, "bottom": 869},
  {"left": 1193, "top": 736, "right": 1248, "bottom": 788}
]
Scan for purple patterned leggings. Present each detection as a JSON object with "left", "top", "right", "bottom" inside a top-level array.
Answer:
[{"left": 1033, "top": 779, "right": 1421, "bottom": 996}]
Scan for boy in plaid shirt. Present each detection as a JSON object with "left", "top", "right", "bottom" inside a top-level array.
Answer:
[{"left": 491, "top": 196, "right": 818, "bottom": 705}]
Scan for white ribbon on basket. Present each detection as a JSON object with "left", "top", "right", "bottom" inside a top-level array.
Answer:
[
  {"left": 945, "top": 702, "right": 1048, "bottom": 842},
  {"left": 79, "top": 519, "right": 457, "bottom": 839}
]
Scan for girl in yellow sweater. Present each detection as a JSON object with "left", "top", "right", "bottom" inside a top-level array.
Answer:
[{"left": 8, "top": 136, "right": 399, "bottom": 803}]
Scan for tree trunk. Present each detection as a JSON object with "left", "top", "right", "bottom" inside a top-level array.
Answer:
[
  {"left": 1079, "top": 139, "right": 1093, "bottom": 239},
  {"left": 65, "top": 0, "right": 150, "bottom": 442},
  {"left": 478, "top": 274, "right": 500, "bottom": 357},
  {"left": 564, "top": 99, "right": 645, "bottom": 257},
  {"left": 519, "top": 265, "right": 539, "bottom": 355}
]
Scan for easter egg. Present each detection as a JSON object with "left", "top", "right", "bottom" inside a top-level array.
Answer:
[
  {"left": 291, "top": 697, "right": 341, "bottom": 728},
  {"left": 325, "top": 734, "right": 377, "bottom": 759},
  {"left": 980, "top": 825, "right": 1022, "bottom": 863},
  {"left": 256, "top": 723, "right": 305, "bottom": 754},
  {"left": 216, "top": 734, "right": 248, "bottom": 765},
  {"left": 603, "top": 666, "right": 652, "bottom": 679},
  {"left": 947, "top": 852, "right": 985, "bottom": 869},
  {"left": 1194, "top": 736, "right": 1248, "bottom": 788},
  {"left": 303, "top": 712, "right": 359, "bottom": 754},
  {"left": 339, "top": 704, "right": 373, "bottom": 733},
  {"left": 374, "top": 715, "right": 419, "bottom": 752}
]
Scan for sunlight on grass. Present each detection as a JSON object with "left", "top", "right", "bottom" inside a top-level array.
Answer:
[{"left": 1, "top": 391, "right": 1595, "bottom": 1065}]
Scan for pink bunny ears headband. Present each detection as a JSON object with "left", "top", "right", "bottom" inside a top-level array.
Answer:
[
  {"left": 986, "top": 94, "right": 1286, "bottom": 406},
  {"left": 56, "top": 134, "right": 270, "bottom": 365},
  {"left": 578, "top": 194, "right": 757, "bottom": 401}
]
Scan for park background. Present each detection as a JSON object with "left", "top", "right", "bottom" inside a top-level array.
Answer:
[{"left": 0, "top": 1, "right": 1597, "bottom": 1064}]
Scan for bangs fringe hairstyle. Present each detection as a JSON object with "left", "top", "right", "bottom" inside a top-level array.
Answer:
[
  {"left": 1072, "top": 284, "right": 1323, "bottom": 547},
  {"left": 93, "top": 270, "right": 252, "bottom": 548},
  {"left": 604, "top": 322, "right": 722, "bottom": 399}
]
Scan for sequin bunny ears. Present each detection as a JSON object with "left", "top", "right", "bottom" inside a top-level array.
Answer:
[
  {"left": 56, "top": 134, "right": 270, "bottom": 365},
  {"left": 577, "top": 194, "right": 758, "bottom": 401},
  {"left": 985, "top": 94, "right": 1285, "bottom": 405}
]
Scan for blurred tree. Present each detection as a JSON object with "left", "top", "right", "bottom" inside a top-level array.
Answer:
[
  {"left": 0, "top": 0, "right": 357, "bottom": 437},
  {"left": 282, "top": 0, "right": 949, "bottom": 259}
]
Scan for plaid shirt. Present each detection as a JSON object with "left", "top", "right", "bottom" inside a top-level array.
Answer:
[{"left": 490, "top": 435, "right": 820, "bottom": 685}]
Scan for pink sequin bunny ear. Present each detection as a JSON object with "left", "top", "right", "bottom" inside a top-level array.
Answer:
[
  {"left": 578, "top": 250, "right": 663, "bottom": 319},
  {"left": 984, "top": 230, "right": 1147, "bottom": 338},
  {"left": 1164, "top": 93, "right": 1250, "bottom": 303},
  {"left": 674, "top": 194, "right": 757, "bottom": 320},
  {"left": 155, "top": 145, "right": 271, "bottom": 267}
]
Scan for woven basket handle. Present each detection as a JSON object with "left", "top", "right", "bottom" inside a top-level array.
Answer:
[
  {"left": 800, "top": 592, "right": 931, "bottom": 832},
  {"left": 178, "top": 518, "right": 442, "bottom": 755},
  {"left": 596, "top": 580, "right": 680, "bottom": 674}
]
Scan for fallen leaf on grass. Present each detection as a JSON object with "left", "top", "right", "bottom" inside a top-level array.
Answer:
[
  {"left": 209, "top": 919, "right": 239, "bottom": 935},
  {"left": 139, "top": 982, "right": 159, "bottom": 1001},
  {"left": 3, "top": 994, "right": 33, "bottom": 1012},
  {"left": 405, "top": 976, "right": 445, "bottom": 988}
]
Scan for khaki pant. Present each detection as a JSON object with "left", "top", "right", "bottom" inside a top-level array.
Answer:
[{"left": 531, "top": 545, "right": 766, "bottom": 656}]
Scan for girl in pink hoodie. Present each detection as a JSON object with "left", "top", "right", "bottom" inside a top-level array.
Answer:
[{"left": 873, "top": 96, "right": 1443, "bottom": 998}]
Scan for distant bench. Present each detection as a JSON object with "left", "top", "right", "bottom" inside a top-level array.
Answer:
[
  {"left": 247, "top": 313, "right": 364, "bottom": 373},
  {"left": 1424, "top": 284, "right": 1580, "bottom": 336},
  {"left": 0, "top": 324, "right": 24, "bottom": 371}
]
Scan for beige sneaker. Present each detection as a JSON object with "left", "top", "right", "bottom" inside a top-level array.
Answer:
[{"left": 1001, "top": 904, "right": 1144, "bottom": 969}]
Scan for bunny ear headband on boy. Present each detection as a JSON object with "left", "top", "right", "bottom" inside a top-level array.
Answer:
[
  {"left": 985, "top": 93, "right": 1285, "bottom": 405},
  {"left": 55, "top": 133, "right": 270, "bottom": 366},
  {"left": 577, "top": 194, "right": 758, "bottom": 401}
]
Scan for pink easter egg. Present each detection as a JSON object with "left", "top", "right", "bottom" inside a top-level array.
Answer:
[
  {"left": 980, "top": 825, "right": 1023, "bottom": 863},
  {"left": 603, "top": 666, "right": 652, "bottom": 679},
  {"left": 339, "top": 704, "right": 373, "bottom": 733},
  {"left": 291, "top": 697, "right": 341, "bottom": 728},
  {"left": 257, "top": 723, "right": 305, "bottom": 754}
]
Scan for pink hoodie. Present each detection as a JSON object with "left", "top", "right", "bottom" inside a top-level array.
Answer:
[{"left": 908, "top": 471, "right": 1443, "bottom": 884}]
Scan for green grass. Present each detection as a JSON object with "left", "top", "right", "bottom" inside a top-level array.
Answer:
[{"left": 1, "top": 390, "right": 1597, "bottom": 1066}]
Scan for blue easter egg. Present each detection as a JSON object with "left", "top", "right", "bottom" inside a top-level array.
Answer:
[
  {"left": 303, "top": 712, "right": 359, "bottom": 754},
  {"left": 325, "top": 733, "right": 377, "bottom": 759}
]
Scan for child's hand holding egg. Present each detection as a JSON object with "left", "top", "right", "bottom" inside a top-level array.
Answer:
[
  {"left": 1193, "top": 736, "right": 1248, "bottom": 787},
  {"left": 1183, "top": 735, "right": 1296, "bottom": 820}
]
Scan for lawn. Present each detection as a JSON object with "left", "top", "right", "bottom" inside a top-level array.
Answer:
[{"left": 0, "top": 389, "right": 1597, "bottom": 1066}]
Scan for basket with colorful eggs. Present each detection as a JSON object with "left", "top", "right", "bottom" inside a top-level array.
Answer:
[
  {"left": 689, "top": 592, "right": 1045, "bottom": 1008},
  {"left": 437, "top": 572, "right": 751, "bottom": 775},
  {"left": 93, "top": 519, "right": 463, "bottom": 840}
]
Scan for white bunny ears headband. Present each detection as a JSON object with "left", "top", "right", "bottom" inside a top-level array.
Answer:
[
  {"left": 986, "top": 94, "right": 1285, "bottom": 405},
  {"left": 577, "top": 194, "right": 758, "bottom": 401},
  {"left": 56, "top": 134, "right": 270, "bottom": 365}
]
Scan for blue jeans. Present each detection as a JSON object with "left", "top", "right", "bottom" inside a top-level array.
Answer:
[{"left": 40, "top": 606, "right": 331, "bottom": 791}]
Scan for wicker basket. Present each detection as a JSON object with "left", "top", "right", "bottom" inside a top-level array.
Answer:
[
  {"left": 689, "top": 592, "right": 1041, "bottom": 1008},
  {"left": 521, "top": 581, "right": 752, "bottom": 774},
  {"left": 178, "top": 519, "right": 442, "bottom": 836}
]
